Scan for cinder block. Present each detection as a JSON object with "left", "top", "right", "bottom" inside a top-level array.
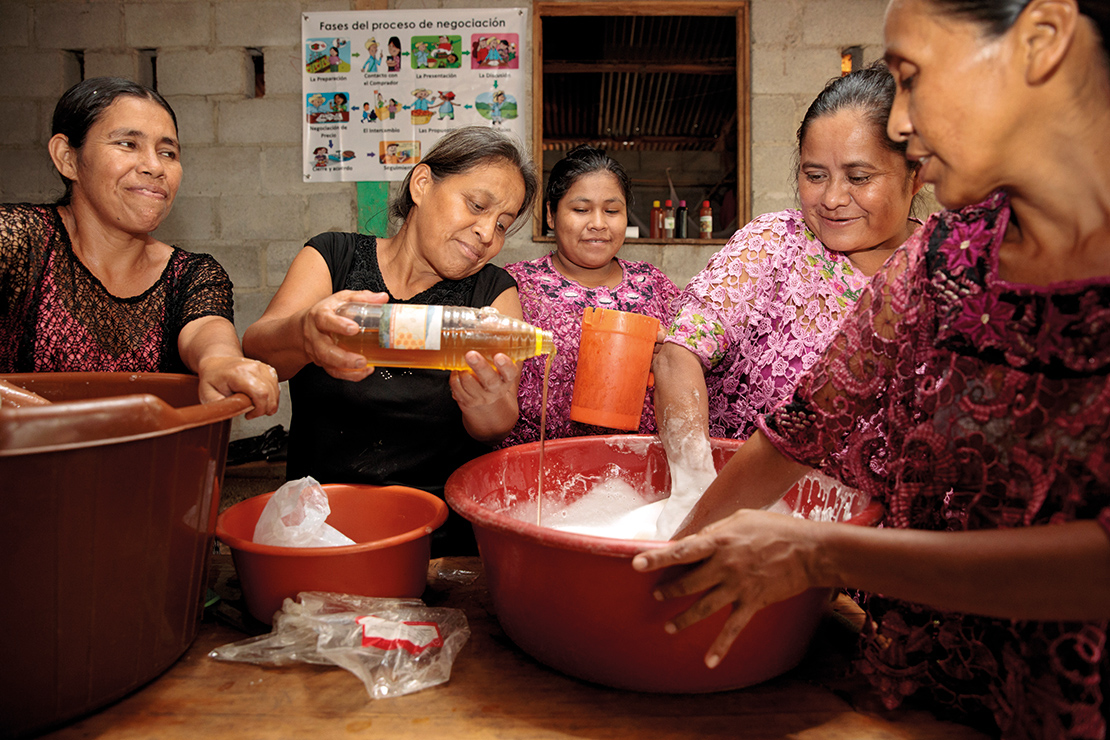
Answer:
[
  {"left": 615, "top": 242, "right": 665, "bottom": 268},
  {"left": 751, "top": 142, "right": 797, "bottom": 199},
  {"left": 84, "top": 50, "right": 140, "bottom": 81},
  {"left": 165, "top": 96, "right": 217, "bottom": 145},
  {"left": 305, "top": 191, "right": 356, "bottom": 237},
  {"left": 182, "top": 146, "right": 263, "bottom": 197},
  {"left": 35, "top": 3, "right": 123, "bottom": 49},
  {"left": 1, "top": 3, "right": 30, "bottom": 47},
  {"left": 204, "top": 243, "right": 263, "bottom": 290},
  {"left": 0, "top": 50, "right": 78, "bottom": 100},
  {"left": 0, "top": 148, "right": 60, "bottom": 203},
  {"left": 493, "top": 240, "right": 548, "bottom": 269},
  {"left": 230, "top": 289, "right": 277, "bottom": 338},
  {"left": 751, "top": 0, "right": 803, "bottom": 47},
  {"left": 752, "top": 93, "right": 802, "bottom": 145},
  {"left": 152, "top": 195, "right": 216, "bottom": 243},
  {"left": 158, "top": 49, "right": 252, "bottom": 96},
  {"left": 661, "top": 243, "right": 721, "bottom": 290},
  {"left": 265, "top": 240, "right": 306, "bottom": 287},
  {"left": 125, "top": 3, "right": 212, "bottom": 48},
  {"left": 215, "top": 1, "right": 301, "bottom": 47},
  {"left": 802, "top": 0, "right": 887, "bottom": 47},
  {"left": 219, "top": 193, "right": 304, "bottom": 241},
  {"left": 0, "top": 101, "right": 40, "bottom": 146},
  {"left": 218, "top": 97, "right": 301, "bottom": 145},
  {"left": 259, "top": 46, "right": 303, "bottom": 97},
  {"left": 752, "top": 46, "right": 840, "bottom": 96},
  {"left": 753, "top": 192, "right": 797, "bottom": 218}
]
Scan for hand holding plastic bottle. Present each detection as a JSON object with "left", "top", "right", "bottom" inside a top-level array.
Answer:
[
  {"left": 302, "top": 290, "right": 389, "bottom": 382},
  {"left": 450, "top": 347, "right": 523, "bottom": 443}
]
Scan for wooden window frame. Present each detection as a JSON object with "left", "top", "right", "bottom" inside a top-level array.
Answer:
[{"left": 532, "top": 0, "right": 750, "bottom": 244}]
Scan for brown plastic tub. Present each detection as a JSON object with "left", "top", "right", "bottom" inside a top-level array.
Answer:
[{"left": 0, "top": 372, "right": 250, "bottom": 739}]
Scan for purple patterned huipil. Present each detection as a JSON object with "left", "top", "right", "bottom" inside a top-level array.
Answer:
[
  {"left": 666, "top": 209, "right": 877, "bottom": 440},
  {"left": 760, "top": 192, "right": 1110, "bottom": 739},
  {"left": 501, "top": 253, "right": 679, "bottom": 447}
]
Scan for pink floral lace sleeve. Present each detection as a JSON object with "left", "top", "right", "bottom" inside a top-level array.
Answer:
[
  {"left": 665, "top": 209, "right": 873, "bottom": 439},
  {"left": 759, "top": 192, "right": 1110, "bottom": 739}
]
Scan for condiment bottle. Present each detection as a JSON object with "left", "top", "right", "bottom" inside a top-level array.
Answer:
[
  {"left": 663, "top": 199, "right": 675, "bottom": 239},
  {"left": 674, "top": 200, "right": 688, "bottom": 239},
  {"left": 333, "top": 303, "right": 555, "bottom": 371},
  {"left": 699, "top": 200, "right": 713, "bottom": 239},
  {"left": 649, "top": 200, "right": 662, "bottom": 239}
]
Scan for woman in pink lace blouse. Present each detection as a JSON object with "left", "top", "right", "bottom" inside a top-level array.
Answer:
[
  {"left": 652, "top": 63, "right": 922, "bottom": 521},
  {"left": 635, "top": 1, "right": 1110, "bottom": 737},
  {"left": 501, "top": 146, "right": 678, "bottom": 446},
  {"left": 0, "top": 77, "right": 278, "bottom": 417}
]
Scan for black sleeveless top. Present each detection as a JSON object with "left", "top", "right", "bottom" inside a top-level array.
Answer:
[{"left": 286, "top": 232, "right": 516, "bottom": 555}]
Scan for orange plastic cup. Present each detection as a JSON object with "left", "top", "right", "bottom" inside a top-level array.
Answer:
[{"left": 570, "top": 307, "right": 660, "bottom": 431}]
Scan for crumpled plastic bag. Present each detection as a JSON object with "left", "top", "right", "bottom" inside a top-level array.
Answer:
[
  {"left": 253, "top": 476, "right": 355, "bottom": 547},
  {"left": 209, "top": 591, "right": 471, "bottom": 699}
]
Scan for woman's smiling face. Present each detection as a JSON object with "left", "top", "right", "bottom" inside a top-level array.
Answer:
[
  {"left": 797, "top": 107, "right": 917, "bottom": 259},
  {"left": 548, "top": 170, "right": 628, "bottom": 271},
  {"left": 65, "top": 95, "right": 182, "bottom": 235}
]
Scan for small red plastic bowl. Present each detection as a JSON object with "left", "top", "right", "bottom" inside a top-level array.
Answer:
[
  {"left": 216, "top": 483, "right": 448, "bottom": 624},
  {"left": 445, "top": 434, "right": 883, "bottom": 693}
]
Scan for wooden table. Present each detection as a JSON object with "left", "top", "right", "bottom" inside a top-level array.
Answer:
[{"left": 41, "top": 553, "right": 988, "bottom": 740}]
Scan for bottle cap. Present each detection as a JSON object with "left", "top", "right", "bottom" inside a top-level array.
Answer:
[
  {"left": 679, "top": 200, "right": 686, "bottom": 206},
  {"left": 702, "top": 200, "right": 710, "bottom": 207},
  {"left": 665, "top": 199, "right": 672, "bottom": 207},
  {"left": 653, "top": 200, "right": 660, "bottom": 207}
]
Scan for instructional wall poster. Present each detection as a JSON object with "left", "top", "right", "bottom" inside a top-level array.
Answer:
[{"left": 301, "top": 7, "right": 528, "bottom": 182}]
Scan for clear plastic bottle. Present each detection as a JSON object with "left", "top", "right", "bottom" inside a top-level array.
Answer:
[
  {"left": 674, "top": 200, "right": 688, "bottom": 239},
  {"left": 662, "top": 199, "right": 675, "bottom": 239},
  {"left": 333, "top": 303, "right": 555, "bottom": 371}
]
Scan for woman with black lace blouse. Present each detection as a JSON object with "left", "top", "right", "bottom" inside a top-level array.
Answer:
[
  {"left": 244, "top": 127, "right": 537, "bottom": 555},
  {"left": 0, "top": 77, "right": 278, "bottom": 418}
]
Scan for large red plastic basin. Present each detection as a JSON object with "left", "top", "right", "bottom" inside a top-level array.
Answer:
[
  {"left": 216, "top": 484, "right": 448, "bottom": 624},
  {"left": 445, "top": 434, "right": 882, "bottom": 693},
  {"left": 0, "top": 372, "right": 249, "bottom": 737}
]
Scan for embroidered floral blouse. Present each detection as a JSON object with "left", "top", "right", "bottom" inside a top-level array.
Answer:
[
  {"left": 501, "top": 254, "right": 679, "bottom": 446},
  {"left": 760, "top": 192, "right": 1110, "bottom": 739},
  {"left": 665, "top": 209, "right": 875, "bottom": 439}
]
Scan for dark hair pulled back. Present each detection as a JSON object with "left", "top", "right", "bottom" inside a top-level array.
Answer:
[
  {"left": 51, "top": 77, "right": 178, "bottom": 206},
  {"left": 797, "top": 59, "right": 913, "bottom": 166},
  {"left": 545, "top": 144, "right": 634, "bottom": 219},
  {"left": 390, "top": 126, "right": 538, "bottom": 234},
  {"left": 928, "top": 0, "right": 1109, "bottom": 58}
]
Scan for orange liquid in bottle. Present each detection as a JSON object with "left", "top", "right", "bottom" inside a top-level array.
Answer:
[{"left": 335, "top": 328, "right": 544, "bottom": 371}]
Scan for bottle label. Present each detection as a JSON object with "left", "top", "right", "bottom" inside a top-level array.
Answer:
[
  {"left": 379, "top": 305, "right": 443, "bottom": 350},
  {"left": 664, "top": 217, "right": 675, "bottom": 229}
]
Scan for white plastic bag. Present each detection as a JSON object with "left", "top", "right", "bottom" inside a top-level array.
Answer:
[
  {"left": 252, "top": 476, "right": 356, "bottom": 547},
  {"left": 209, "top": 591, "right": 471, "bottom": 699}
]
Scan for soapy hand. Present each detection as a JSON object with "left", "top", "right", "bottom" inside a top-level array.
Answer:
[
  {"left": 303, "top": 290, "right": 388, "bottom": 381},
  {"left": 632, "top": 508, "right": 821, "bottom": 668}
]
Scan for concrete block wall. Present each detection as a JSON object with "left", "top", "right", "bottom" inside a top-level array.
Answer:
[{"left": 0, "top": 0, "right": 918, "bottom": 439}]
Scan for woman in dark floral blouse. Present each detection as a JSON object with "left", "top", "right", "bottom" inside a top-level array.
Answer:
[{"left": 634, "top": 1, "right": 1110, "bottom": 737}]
